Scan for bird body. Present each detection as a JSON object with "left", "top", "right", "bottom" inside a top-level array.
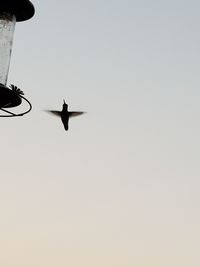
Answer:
[
  {"left": 61, "top": 101, "right": 69, "bottom": 130},
  {"left": 47, "top": 100, "right": 85, "bottom": 131}
]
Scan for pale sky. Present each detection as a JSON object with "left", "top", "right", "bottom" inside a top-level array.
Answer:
[{"left": 1, "top": 0, "right": 200, "bottom": 266}]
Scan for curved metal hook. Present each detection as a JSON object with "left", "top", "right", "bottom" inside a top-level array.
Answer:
[{"left": 0, "top": 95, "right": 32, "bottom": 117}]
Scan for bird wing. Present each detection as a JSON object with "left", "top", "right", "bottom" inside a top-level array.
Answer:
[
  {"left": 46, "top": 110, "right": 62, "bottom": 117},
  {"left": 68, "top": 111, "right": 85, "bottom": 118}
]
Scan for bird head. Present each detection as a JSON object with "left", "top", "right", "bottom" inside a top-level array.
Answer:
[{"left": 63, "top": 99, "right": 68, "bottom": 110}]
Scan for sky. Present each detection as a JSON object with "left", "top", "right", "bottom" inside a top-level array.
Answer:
[{"left": 1, "top": 0, "right": 200, "bottom": 266}]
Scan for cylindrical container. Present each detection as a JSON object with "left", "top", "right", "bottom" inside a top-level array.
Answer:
[{"left": 0, "top": 12, "right": 16, "bottom": 85}]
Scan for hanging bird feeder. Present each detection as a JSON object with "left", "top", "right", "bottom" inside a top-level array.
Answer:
[{"left": 0, "top": 0, "right": 34, "bottom": 117}]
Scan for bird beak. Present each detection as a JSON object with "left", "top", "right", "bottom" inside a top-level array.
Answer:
[{"left": 63, "top": 99, "right": 66, "bottom": 104}]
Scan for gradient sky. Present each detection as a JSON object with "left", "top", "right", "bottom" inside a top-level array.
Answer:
[{"left": 1, "top": 0, "right": 200, "bottom": 266}]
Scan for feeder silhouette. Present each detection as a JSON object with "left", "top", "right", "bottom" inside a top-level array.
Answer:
[
  {"left": 47, "top": 100, "right": 85, "bottom": 131},
  {"left": 0, "top": 0, "right": 34, "bottom": 117}
]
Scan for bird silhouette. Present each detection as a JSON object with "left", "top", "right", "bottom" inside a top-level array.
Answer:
[{"left": 46, "top": 100, "right": 85, "bottom": 131}]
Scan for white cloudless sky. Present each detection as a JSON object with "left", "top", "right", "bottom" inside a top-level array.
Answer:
[{"left": 1, "top": 0, "right": 200, "bottom": 266}]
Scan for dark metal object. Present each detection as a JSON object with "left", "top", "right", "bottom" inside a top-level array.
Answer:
[
  {"left": 0, "top": 83, "right": 32, "bottom": 117},
  {"left": 0, "top": 83, "right": 21, "bottom": 108},
  {"left": 0, "top": 0, "right": 35, "bottom": 22}
]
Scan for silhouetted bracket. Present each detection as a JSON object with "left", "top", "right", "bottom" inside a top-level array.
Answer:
[{"left": 0, "top": 83, "right": 32, "bottom": 117}]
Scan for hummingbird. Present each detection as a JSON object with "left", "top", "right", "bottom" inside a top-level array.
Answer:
[{"left": 46, "top": 100, "right": 85, "bottom": 131}]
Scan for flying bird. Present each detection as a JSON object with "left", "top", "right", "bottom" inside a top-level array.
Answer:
[{"left": 46, "top": 100, "right": 85, "bottom": 131}]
